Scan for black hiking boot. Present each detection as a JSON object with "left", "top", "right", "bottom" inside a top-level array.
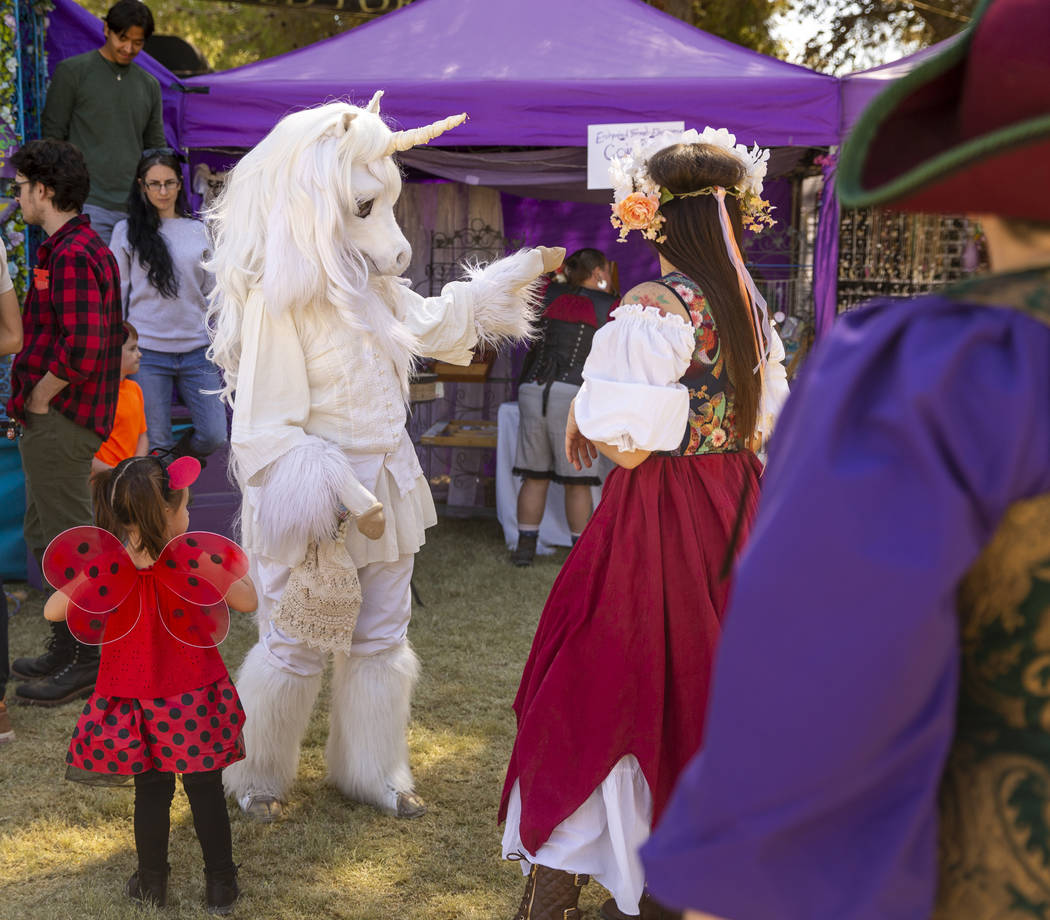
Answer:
[
  {"left": 15, "top": 641, "right": 98, "bottom": 706},
  {"left": 10, "top": 621, "right": 74, "bottom": 680}
]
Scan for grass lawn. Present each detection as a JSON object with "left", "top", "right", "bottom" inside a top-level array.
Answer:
[{"left": 0, "top": 518, "right": 614, "bottom": 920}]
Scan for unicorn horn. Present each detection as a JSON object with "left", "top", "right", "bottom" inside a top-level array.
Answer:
[
  {"left": 366, "top": 90, "right": 384, "bottom": 113},
  {"left": 385, "top": 113, "right": 467, "bottom": 154}
]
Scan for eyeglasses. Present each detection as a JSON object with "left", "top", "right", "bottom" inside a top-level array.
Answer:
[
  {"left": 143, "top": 179, "right": 181, "bottom": 192},
  {"left": 8, "top": 180, "right": 29, "bottom": 198}
]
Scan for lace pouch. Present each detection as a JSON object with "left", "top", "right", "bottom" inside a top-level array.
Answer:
[{"left": 270, "top": 519, "right": 361, "bottom": 651}]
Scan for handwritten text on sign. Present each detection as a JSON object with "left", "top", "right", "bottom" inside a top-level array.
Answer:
[{"left": 586, "top": 122, "right": 685, "bottom": 190}]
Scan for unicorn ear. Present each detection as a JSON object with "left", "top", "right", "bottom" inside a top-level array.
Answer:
[
  {"left": 341, "top": 111, "right": 358, "bottom": 133},
  {"left": 366, "top": 90, "right": 384, "bottom": 114}
]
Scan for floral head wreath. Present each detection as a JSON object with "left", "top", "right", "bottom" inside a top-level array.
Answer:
[{"left": 609, "top": 126, "right": 775, "bottom": 243}]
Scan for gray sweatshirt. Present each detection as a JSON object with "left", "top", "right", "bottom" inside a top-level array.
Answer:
[{"left": 110, "top": 217, "right": 214, "bottom": 353}]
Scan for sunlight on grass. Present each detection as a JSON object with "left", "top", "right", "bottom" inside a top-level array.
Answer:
[{"left": 0, "top": 518, "right": 595, "bottom": 919}]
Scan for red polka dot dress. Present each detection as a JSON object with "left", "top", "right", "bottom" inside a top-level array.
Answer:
[{"left": 43, "top": 527, "right": 249, "bottom": 784}]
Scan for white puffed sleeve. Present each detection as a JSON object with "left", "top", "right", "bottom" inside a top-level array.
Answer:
[
  {"left": 755, "top": 326, "right": 790, "bottom": 444},
  {"left": 393, "top": 248, "right": 546, "bottom": 365},
  {"left": 574, "top": 304, "right": 695, "bottom": 453}
]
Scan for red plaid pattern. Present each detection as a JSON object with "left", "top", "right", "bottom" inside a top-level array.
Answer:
[{"left": 8, "top": 215, "right": 123, "bottom": 439}]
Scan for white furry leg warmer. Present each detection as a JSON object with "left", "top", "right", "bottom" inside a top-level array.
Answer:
[
  {"left": 223, "top": 643, "right": 323, "bottom": 802},
  {"left": 325, "top": 642, "right": 420, "bottom": 812}
]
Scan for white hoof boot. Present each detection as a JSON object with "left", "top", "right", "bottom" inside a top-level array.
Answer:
[{"left": 239, "top": 792, "right": 283, "bottom": 823}]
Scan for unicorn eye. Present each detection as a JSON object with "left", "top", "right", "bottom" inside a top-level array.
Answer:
[{"left": 357, "top": 199, "right": 375, "bottom": 218}]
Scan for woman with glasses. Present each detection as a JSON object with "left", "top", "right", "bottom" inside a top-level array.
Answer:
[{"left": 110, "top": 148, "right": 226, "bottom": 461}]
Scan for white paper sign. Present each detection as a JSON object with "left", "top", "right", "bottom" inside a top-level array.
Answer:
[{"left": 587, "top": 121, "right": 685, "bottom": 190}]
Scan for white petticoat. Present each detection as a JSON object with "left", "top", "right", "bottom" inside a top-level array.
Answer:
[{"left": 502, "top": 755, "right": 653, "bottom": 915}]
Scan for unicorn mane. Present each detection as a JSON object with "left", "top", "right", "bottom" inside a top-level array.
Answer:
[{"left": 205, "top": 102, "right": 419, "bottom": 404}]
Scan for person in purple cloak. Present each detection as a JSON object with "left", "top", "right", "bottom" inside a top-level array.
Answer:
[{"left": 638, "top": 1, "right": 1050, "bottom": 919}]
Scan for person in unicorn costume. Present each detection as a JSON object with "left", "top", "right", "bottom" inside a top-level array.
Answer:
[{"left": 206, "top": 93, "right": 562, "bottom": 821}]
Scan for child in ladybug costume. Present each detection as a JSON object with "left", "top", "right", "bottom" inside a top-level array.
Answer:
[{"left": 43, "top": 455, "right": 257, "bottom": 914}]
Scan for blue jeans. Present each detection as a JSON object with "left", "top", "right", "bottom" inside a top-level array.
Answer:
[{"left": 133, "top": 346, "right": 228, "bottom": 456}]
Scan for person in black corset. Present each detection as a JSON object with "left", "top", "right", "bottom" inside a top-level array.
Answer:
[{"left": 511, "top": 248, "right": 617, "bottom": 566}]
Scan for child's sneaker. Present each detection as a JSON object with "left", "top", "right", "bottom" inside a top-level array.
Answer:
[{"left": 0, "top": 700, "right": 14, "bottom": 743}]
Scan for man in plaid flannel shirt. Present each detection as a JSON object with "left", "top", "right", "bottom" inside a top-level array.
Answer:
[{"left": 7, "top": 139, "right": 123, "bottom": 705}]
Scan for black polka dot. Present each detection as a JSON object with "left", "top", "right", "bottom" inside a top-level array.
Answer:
[
  {"left": 168, "top": 708, "right": 182, "bottom": 720},
  {"left": 104, "top": 739, "right": 115, "bottom": 750},
  {"left": 99, "top": 586, "right": 108, "bottom": 597},
  {"left": 104, "top": 715, "right": 118, "bottom": 726},
  {"left": 187, "top": 538, "right": 198, "bottom": 548},
  {"left": 77, "top": 542, "right": 89, "bottom": 554},
  {"left": 92, "top": 725, "right": 103, "bottom": 737},
  {"left": 185, "top": 719, "right": 197, "bottom": 731},
  {"left": 176, "top": 759, "right": 188, "bottom": 771},
  {"left": 221, "top": 728, "right": 231, "bottom": 740},
  {"left": 148, "top": 734, "right": 158, "bottom": 744},
  {"left": 65, "top": 567, "right": 75, "bottom": 580},
  {"left": 207, "top": 691, "right": 216, "bottom": 702},
  {"left": 84, "top": 720, "right": 95, "bottom": 731},
  {"left": 118, "top": 751, "right": 129, "bottom": 762},
  {"left": 129, "top": 740, "right": 141, "bottom": 749},
  {"left": 165, "top": 559, "right": 176, "bottom": 569},
  {"left": 89, "top": 618, "right": 103, "bottom": 631},
  {"left": 118, "top": 729, "right": 130, "bottom": 739},
  {"left": 162, "top": 746, "right": 173, "bottom": 757},
  {"left": 188, "top": 559, "right": 199, "bottom": 569},
  {"left": 196, "top": 705, "right": 207, "bottom": 717},
  {"left": 154, "top": 698, "right": 165, "bottom": 706},
  {"left": 173, "top": 733, "right": 185, "bottom": 745},
  {"left": 213, "top": 742, "right": 223, "bottom": 753},
  {"left": 153, "top": 757, "right": 163, "bottom": 767},
  {"left": 200, "top": 730, "right": 211, "bottom": 742},
  {"left": 157, "top": 721, "right": 170, "bottom": 732},
  {"left": 222, "top": 689, "right": 234, "bottom": 700},
  {"left": 210, "top": 717, "right": 220, "bottom": 728},
  {"left": 107, "top": 762, "right": 118, "bottom": 772},
  {"left": 181, "top": 693, "right": 194, "bottom": 705},
  {"left": 173, "top": 608, "right": 185, "bottom": 619},
  {"left": 95, "top": 700, "right": 106, "bottom": 711},
  {"left": 217, "top": 703, "right": 227, "bottom": 715},
  {"left": 65, "top": 751, "right": 74, "bottom": 764},
  {"left": 110, "top": 562, "right": 120, "bottom": 575},
  {"left": 143, "top": 709, "right": 154, "bottom": 721},
  {"left": 120, "top": 703, "right": 131, "bottom": 715},
  {"left": 210, "top": 554, "right": 222, "bottom": 564},
  {"left": 132, "top": 762, "right": 144, "bottom": 773},
  {"left": 188, "top": 576, "right": 199, "bottom": 587},
  {"left": 229, "top": 713, "right": 239, "bottom": 725},
  {"left": 203, "top": 756, "right": 215, "bottom": 768},
  {"left": 82, "top": 703, "right": 91, "bottom": 716},
  {"left": 88, "top": 565, "right": 99, "bottom": 578},
  {"left": 188, "top": 745, "right": 200, "bottom": 756},
  {"left": 75, "top": 742, "right": 84, "bottom": 755},
  {"left": 92, "top": 749, "right": 105, "bottom": 761}
]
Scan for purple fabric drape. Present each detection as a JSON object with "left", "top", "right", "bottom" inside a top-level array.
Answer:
[{"left": 812, "top": 153, "right": 840, "bottom": 340}]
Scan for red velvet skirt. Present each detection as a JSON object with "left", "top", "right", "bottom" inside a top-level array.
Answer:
[
  {"left": 65, "top": 674, "right": 245, "bottom": 784},
  {"left": 499, "top": 451, "right": 762, "bottom": 854}
]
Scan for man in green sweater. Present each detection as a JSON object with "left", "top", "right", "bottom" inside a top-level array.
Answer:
[{"left": 41, "top": 0, "right": 166, "bottom": 244}]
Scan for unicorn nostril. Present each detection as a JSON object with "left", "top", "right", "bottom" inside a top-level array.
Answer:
[{"left": 396, "top": 249, "right": 410, "bottom": 273}]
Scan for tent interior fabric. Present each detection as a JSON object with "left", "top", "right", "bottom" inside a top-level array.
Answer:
[{"left": 178, "top": 0, "right": 841, "bottom": 150}]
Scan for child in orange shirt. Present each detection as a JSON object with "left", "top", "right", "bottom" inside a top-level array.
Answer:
[{"left": 93, "top": 322, "right": 148, "bottom": 478}]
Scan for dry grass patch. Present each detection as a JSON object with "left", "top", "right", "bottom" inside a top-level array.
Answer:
[{"left": 0, "top": 518, "right": 615, "bottom": 919}]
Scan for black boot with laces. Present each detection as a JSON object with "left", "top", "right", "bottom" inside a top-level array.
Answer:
[
  {"left": 15, "top": 640, "right": 98, "bottom": 706},
  {"left": 10, "top": 620, "right": 74, "bottom": 680}
]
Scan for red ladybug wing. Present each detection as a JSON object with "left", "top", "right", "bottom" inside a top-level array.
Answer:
[
  {"left": 66, "top": 589, "right": 141, "bottom": 646},
  {"left": 156, "top": 580, "right": 231, "bottom": 649},
  {"left": 42, "top": 526, "right": 138, "bottom": 613},
  {"left": 154, "top": 532, "right": 249, "bottom": 606}
]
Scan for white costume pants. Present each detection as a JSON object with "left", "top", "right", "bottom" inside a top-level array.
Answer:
[
  {"left": 502, "top": 755, "right": 653, "bottom": 915},
  {"left": 223, "top": 552, "right": 420, "bottom": 811}
]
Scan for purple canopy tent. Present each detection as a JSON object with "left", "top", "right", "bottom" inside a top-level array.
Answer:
[{"left": 177, "top": 0, "right": 840, "bottom": 149}]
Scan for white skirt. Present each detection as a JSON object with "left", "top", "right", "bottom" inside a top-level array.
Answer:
[{"left": 502, "top": 755, "right": 653, "bottom": 915}]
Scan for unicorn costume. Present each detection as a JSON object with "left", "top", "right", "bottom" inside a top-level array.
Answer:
[{"left": 206, "top": 96, "right": 556, "bottom": 820}]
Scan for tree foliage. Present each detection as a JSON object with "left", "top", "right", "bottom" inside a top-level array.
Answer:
[
  {"left": 795, "top": 0, "right": 978, "bottom": 73},
  {"left": 642, "top": 0, "right": 788, "bottom": 56}
]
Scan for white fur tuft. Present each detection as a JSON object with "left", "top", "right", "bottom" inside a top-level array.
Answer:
[
  {"left": 326, "top": 643, "right": 420, "bottom": 811},
  {"left": 223, "top": 644, "right": 323, "bottom": 801},
  {"left": 252, "top": 439, "right": 355, "bottom": 560},
  {"left": 463, "top": 249, "right": 544, "bottom": 350}
]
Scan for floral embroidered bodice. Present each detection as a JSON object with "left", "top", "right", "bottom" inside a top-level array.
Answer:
[{"left": 658, "top": 272, "right": 742, "bottom": 456}]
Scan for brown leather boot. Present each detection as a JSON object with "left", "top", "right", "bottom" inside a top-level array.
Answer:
[{"left": 512, "top": 864, "right": 590, "bottom": 920}]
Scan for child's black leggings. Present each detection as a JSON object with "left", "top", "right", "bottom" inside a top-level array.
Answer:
[{"left": 133, "top": 769, "right": 234, "bottom": 874}]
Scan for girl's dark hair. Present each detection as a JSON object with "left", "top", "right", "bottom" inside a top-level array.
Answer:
[
  {"left": 647, "top": 142, "right": 763, "bottom": 443},
  {"left": 92, "top": 457, "right": 184, "bottom": 560},
  {"left": 126, "top": 152, "right": 189, "bottom": 299},
  {"left": 564, "top": 248, "right": 608, "bottom": 288}
]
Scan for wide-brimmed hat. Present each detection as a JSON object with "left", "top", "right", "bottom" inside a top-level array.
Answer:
[{"left": 838, "top": 0, "right": 1050, "bottom": 218}]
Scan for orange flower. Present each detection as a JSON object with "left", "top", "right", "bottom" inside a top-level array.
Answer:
[{"left": 615, "top": 192, "right": 660, "bottom": 230}]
